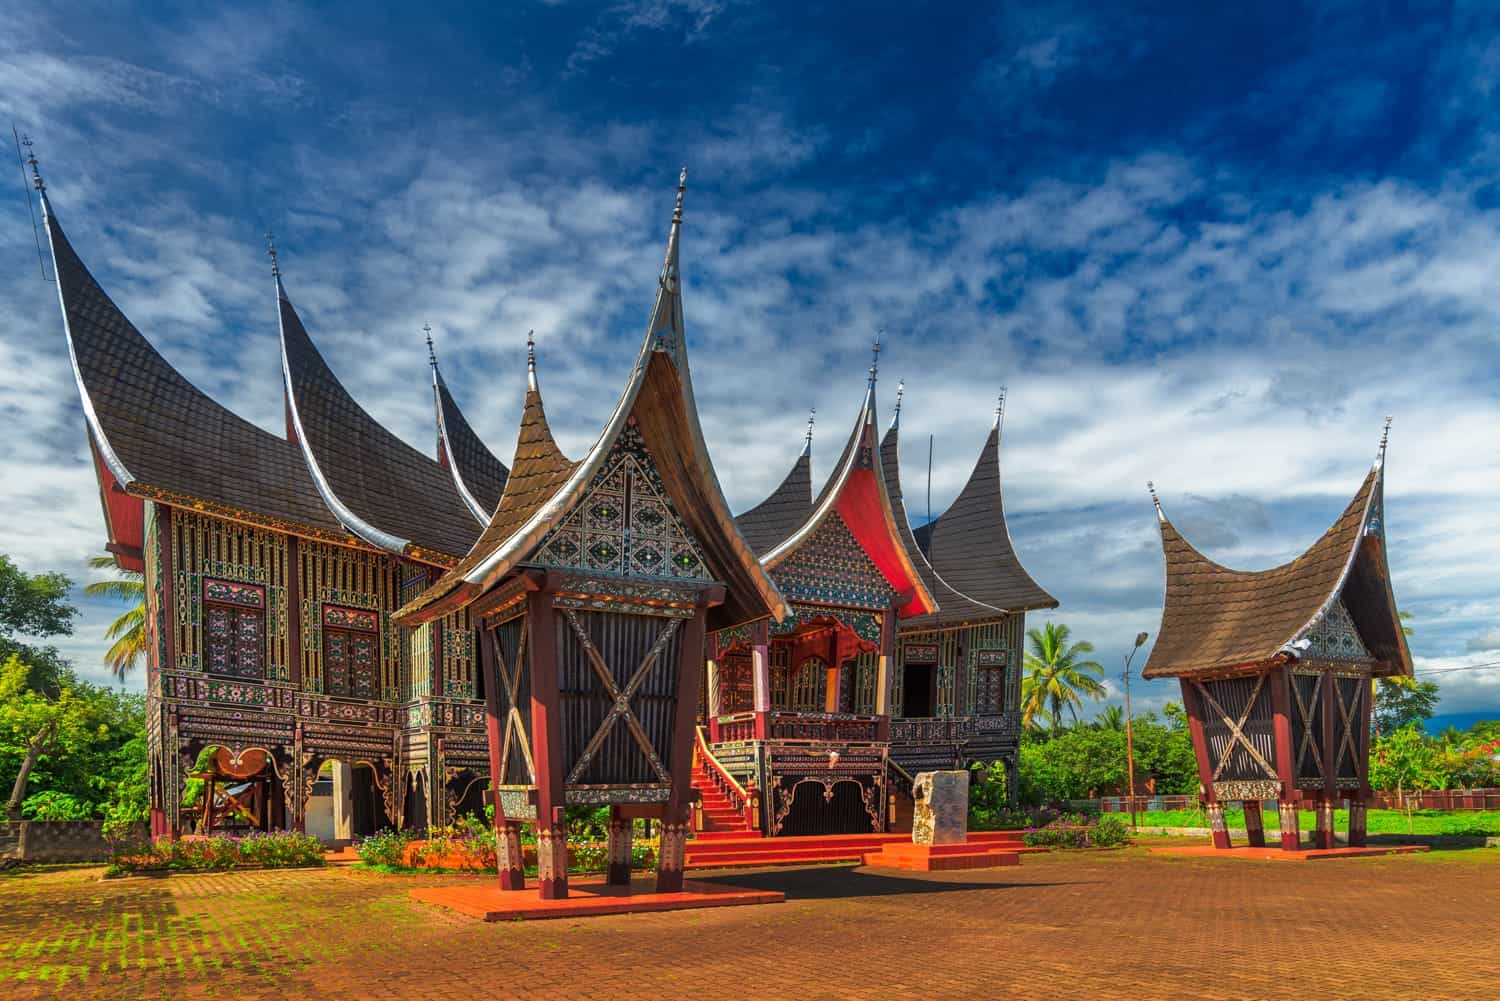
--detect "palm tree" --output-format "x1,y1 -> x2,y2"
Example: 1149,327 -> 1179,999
83,554 -> 146,680
1096,705 -> 1125,731
1021,622 -> 1107,736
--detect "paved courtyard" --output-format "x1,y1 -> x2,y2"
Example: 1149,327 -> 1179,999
3,844 -> 1497,1000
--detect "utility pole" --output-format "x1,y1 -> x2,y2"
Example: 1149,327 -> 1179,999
1123,631 -> 1149,830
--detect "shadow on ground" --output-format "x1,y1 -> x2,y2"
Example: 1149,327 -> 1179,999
693,863 -> 1088,900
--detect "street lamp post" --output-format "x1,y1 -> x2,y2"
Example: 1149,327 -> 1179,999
1123,631 -> 1149,831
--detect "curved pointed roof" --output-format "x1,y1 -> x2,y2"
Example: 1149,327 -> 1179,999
395,171 -> 786,631
278,283 -> 482,562
879,421 -> 1010,629
914,419 -> 1056,613
41,187 -> 347,548
736,451 -> 812,556
431,351 -> 509,521
762,376 -> 937,619
1142,456 -> 1411,680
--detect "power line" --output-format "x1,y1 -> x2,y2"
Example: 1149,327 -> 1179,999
1413,659 -> 1500,677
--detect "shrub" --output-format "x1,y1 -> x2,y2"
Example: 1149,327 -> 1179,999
1021,812 -> 1130,849
354,828 -> 417,868
105,830 -> 326,876
1091,813 -> 1130,847
21,791 -> 94,821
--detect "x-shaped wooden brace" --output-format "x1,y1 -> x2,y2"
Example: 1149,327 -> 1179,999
1332,677 -> 1363,781
494,621 -> 536,784
563,609 -> 678,784
1195,676 -> 1277,781
1291,672 -> 1324,776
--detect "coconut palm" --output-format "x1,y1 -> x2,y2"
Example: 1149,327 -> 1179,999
1095,705 -> 1125,731
83,554 -> 146,680
1021,622 -> 1106,736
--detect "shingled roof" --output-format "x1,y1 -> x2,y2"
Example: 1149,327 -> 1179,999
278,283 -> 482,562
880,418 -> 1010,629
1142,457 -> 1412,680
432,351 -> 508,520
42,186 -> 350,553
395,171 -> 785,631
914,417 -> 1056,614
736,450 -> 812,556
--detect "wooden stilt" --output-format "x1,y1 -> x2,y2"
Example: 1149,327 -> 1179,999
1348,799 -> 1368,848
1182,680 -> 1230,849
527,586 -> 568,900
1269,667 -> 1300,851
1277,800 -> 1301,850
658,592 -> 714,894
1315,797 -> 1336,850
1242,799 -> 1266,847
496,818 -> 525,891
606,806 -> 632,886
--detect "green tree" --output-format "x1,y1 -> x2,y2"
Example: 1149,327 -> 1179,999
0,554 -> 77,694
1,654 -> 100,820
83,554 -> 147,680
1369,724 -> 1446,834
1374,679 -> 1440,735
1020,623 -> 1106,736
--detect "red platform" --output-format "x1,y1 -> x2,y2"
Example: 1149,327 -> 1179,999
409,876 -> 783,922
862,839 -> 1023,871
685,830 -> 1029,870
1149,844 -> 1429,862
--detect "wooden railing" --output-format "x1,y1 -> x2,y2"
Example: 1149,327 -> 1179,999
889,712 -> 1021,745
694,726 -> 759,831
714,712 -> 756,744
769,712 -> 881,743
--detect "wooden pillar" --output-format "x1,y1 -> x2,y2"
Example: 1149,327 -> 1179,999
658,591 -> 716,893
1318,667 -> 1338,850
606,805 -> 633,886
1182,679 -> 1230,849
824,627 -> 841,713
705,630 -> 721,743
526,587 -> 568,899
876,604 -> 896,741
158,506 -> 177,675
1269,666 -> 1300,850
481,626 -> 522,891
1348,801 -> 1368,848
1242,800 -> 1266,847
1350,671 -> 1374,848
751,618 -> 771,740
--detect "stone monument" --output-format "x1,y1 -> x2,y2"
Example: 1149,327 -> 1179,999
911,770 -> 969,845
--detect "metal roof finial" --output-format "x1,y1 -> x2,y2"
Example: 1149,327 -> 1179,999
994,386 -> 1007,431
802,408 -> 816,456
526,329 -> 538,391
266,230 -> 280,279
424,323 -> 436,368
1147,480 -> 1165,520
21,134 -> 44,193
1379,415 -> 1393,462
868,330 -> 882,386
673,166 -> 687,225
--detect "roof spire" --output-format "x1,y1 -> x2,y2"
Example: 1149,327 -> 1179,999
526,329 -> 538,391
424,323 -> 436,369
867,330 -> 882,387
673,165 -> 686,225
266,230 -> 282,286
802,408 -> 816,457
1378,415 -> 1392,467
21,134 -> 44,195
1148,480 -> 1165,521
993,387 -> 1007,432
890,379 -> 904,431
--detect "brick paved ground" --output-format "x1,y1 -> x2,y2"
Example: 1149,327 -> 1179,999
2,844 -> 1497,1000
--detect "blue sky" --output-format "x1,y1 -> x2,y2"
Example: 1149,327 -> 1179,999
2,1 -> 1498,718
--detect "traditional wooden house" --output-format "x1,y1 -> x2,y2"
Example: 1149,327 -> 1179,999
1142,433 -> 1411,850
36,141 -> 1058,867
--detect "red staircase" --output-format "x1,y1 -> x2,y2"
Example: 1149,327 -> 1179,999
691,749 -> 759,840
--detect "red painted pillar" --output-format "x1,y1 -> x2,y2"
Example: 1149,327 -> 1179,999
606,805 -> 633,886
876,603 -> 896,742
1242,800 -> 1266,847
1269,666 -> 1300,850
658,592 -> 716,893
526,586 -> 568,899
480,628 -> 524,890
751,618 -> 771,741
1318,668 -> 1338,850
1182,679 -> 1230,849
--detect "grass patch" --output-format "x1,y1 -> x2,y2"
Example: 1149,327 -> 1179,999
1129,808 -> 1500,836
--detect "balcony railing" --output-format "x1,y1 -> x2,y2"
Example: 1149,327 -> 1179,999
768,712 -> 881,743
714,712 -> 756,743
889,712 -> 1021,745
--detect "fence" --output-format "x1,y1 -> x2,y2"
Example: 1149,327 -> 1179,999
1087,788 -> 1500,814
0,821 -> 147,863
